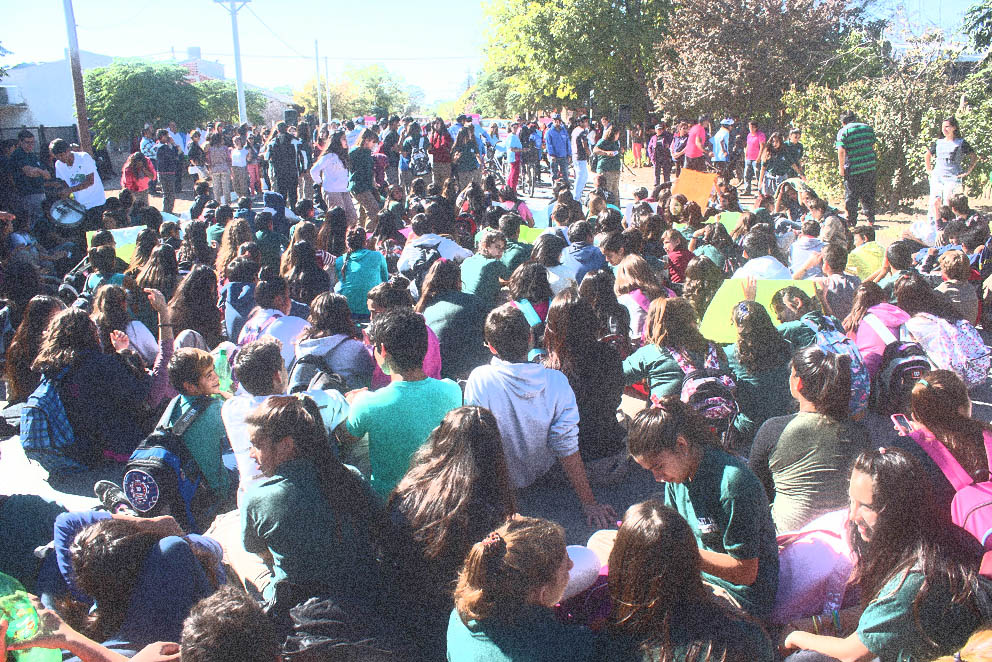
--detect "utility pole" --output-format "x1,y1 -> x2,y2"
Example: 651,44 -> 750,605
215,1 -> 249,125
62,0 -> 92,153
314,40 -> 323,125
325,57 -> 332,122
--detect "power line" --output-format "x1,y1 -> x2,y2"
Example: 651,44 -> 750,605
243,5 -> 307,58
199,51 -> 479,62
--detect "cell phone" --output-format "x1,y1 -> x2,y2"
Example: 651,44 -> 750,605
891,413 -> 912,435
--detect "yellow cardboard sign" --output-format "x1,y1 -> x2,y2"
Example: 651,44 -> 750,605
698,278 -> 816,344
671,168 -> 718,209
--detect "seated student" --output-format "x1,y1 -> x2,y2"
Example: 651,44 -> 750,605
842,281 -> 911,379
461,228 -> 511,311
498,185 -> 535,227
366,276 -> 443,389
447,517 -> 602,662
415,259 -> 489,380
499,212 -> 533,274
294,292 -> 375,391
237,270 -> 311,369
662,229 -> 693,284
935,248 -> 979,323
334,227 -> 388,320
387,406 -> 517,657
732,229 -> 793,280
614,254 -> 667,343
189,180 -> 212,220
789,219 -> 825,278
397,213 -> 473,274
344,307 -> 462,497
531,233 -> 577,296
725,300 -> 796,447
242,395 -> 385,606
623,297 -> 731,400
578,268 -> 631,340
689,221 -> 738,272
627,399 -> 779,619
804,243 -> 861,321
770,285 -> 839,349
870,239 -> 916,299
782,447 -> 984,662
83,245 -> 127,295
91,284 -> 159,368
463,304 -> 615,528
223,337 -> 349,500
507,262 -> 555,351
950,192 -> 991,249
603,501 -> 774,662
682,255 -> 725,320
181,586 -> 278,662
217,257 -> 259,343
749,346 -> 868,533
562,220 -> 606,285
253,211 -> 288,274
56,513 -> 224,649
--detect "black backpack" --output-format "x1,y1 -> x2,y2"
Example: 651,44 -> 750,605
122,395 -> 216,533
400,242 -> 442,296
409,137 -> 431,177
861,313 -> 934,415
287,352 -> 349,395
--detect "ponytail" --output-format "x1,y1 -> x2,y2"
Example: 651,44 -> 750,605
791,346 -> 851,421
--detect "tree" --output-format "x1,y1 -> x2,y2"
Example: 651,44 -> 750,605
348,65 -> 408,118
965,0 -> 992,51
479,0 -> 670,120
84,61 -> 205,148
194,79 -> 266,125
0,42 -> 10,79
653,0 -> 866,121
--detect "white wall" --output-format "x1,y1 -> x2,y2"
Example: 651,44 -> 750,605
0,51 -> 112,129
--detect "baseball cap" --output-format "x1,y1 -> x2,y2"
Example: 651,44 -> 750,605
552,113 -> 562,120
720,118 -> 734,126
654,123 -> 664,129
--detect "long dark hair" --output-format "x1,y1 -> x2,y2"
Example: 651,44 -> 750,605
320,129 -> 350,169
284,240 -> 329,305
843,281 -> 887,334
894,272 -> 964,322
848,447 -> 981,644
791,345 -> 852,421
299,292 -> 360,341
911,370 -> 991,481
214,218 -> 253,276
169,264 -> 224,349
645,297 -> 709,355
389,406 -> 516,562
136,244 -> 180,301
507,262 -> 553,304
91,284 -> 130,354
731,300 -> 792,374
628,397 -> 716,458
682,256 -> 724,319
530,233 -> 567,267
339,228 -> 367,283
177,220 -> 214,269
5,295 -> 65,402
125,228 -> 160,277
32,307 -> 101,375
543,288 -> 600,380
414,259 -> 461,313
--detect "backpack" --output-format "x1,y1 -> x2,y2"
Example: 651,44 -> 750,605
238,311 -> 283,347
20,367 -> 85,475
399,241 -> 442,297
902,313 -> 990,389
665,343 -> 740,443
514,298 -> 550,361
802,314 -> 870,418
409,137 -> 431,177
122,395 -> 215,533
862,314 -> 933,416
914,428 -> 992,550
287,351 -> 349,395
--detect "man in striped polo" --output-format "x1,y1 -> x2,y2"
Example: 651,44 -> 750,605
835,110 -> 877,225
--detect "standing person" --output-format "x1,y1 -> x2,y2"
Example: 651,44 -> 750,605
711,119 -> 733,183
451,125 -> 483,191
684,115 -> 711,172
268,122 -> 300,207
593,125 -> 622,206
505,122 -> 524,191
630,122 -> 645,167
787,127 -> 806,178
743,121 -> 766,195
295,122 -> 314,205
120,152 -> 156,207
401,122 -> 431,196
670,121 -> 689,178
545,114 -> 571,186
9,130 -> 51,228
139,125 -> 159,194
571,115 -> 591,202
155,129 -> 180,213
429,117 -> 455,187
836,110 -> 878,225
647,122 -> 673,186
379,115 -> 402,187
348,129 -> 382,230
758,132 -> 801,198
205,133 -> 233,204
310,130 -> 358,228
49,139 -> 105,229
925,116 -> 978,222
229,135 -> 250,200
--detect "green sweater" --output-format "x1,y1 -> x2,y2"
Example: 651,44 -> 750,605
622,343 -> 728,399
348,147 -> 375,194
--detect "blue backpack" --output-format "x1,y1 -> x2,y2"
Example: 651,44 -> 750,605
20,367 -> 85,475
802,314 -> 870,418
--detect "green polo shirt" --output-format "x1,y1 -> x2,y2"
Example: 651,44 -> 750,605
594,139 -> 621,173
664,446 -> 779,617
500,240 -> 533,274
346,377 -> 462,497
835,122 -> 877,175
170,395 -> 230,494
460,254 -> 510,310
446,606 -> 601,662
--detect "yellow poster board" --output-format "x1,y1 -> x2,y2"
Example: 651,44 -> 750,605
671,169 -> 718,208
85,226 -> 144,263
518,225 -> 547,244
699,278 -> 816,344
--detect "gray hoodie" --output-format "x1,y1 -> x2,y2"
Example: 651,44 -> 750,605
294,333 -> 375,391
464,357 -> 579,488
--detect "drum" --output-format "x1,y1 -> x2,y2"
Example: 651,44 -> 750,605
48,198 -> 87,230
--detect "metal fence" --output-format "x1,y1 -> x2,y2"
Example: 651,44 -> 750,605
0,125 -> 80,152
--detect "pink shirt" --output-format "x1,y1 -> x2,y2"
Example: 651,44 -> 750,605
745,131 -> 767,161
370,321 -> 442,389
685,124 -> 707,159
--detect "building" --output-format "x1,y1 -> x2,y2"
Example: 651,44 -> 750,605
177,47 -> 225,83
0,50 -> 112,130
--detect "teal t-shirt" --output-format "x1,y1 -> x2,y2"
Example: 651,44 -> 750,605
776,313 -> 843,350
857,569 -> 981,662
171,395 -> 230,494
693,243 -> 727,271
334,249 -> 388,316
346,377 -> 462,496
255,229 -> 288,273
724,343 -> 795,442
206,222 -> 226,247
664,446 -> 779,617
595,139 -> 621,172
241,458 -> 380,602
500,240 -> 533,274
446,606 -> 601,662
460,254 -> 510,310
622,343 -> 728,400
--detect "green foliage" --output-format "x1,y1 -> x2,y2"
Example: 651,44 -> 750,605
84,61 -> 204,149
194,79 -> 266,125
956,62 -> 992,195
0,42 -> 10,79
293,66 -> 410,120
965,0 -> 992,51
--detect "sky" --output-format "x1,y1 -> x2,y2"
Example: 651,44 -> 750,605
0,0 -> 487,104
0,0 -> 981,106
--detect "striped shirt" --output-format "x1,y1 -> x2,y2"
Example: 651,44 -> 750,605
835,122 -> 876,175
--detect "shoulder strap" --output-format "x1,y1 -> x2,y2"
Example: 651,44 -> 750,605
912,428 -> 975,491
515,299 -> 543,328
704,343 -> 721,370
156,395 -> 209,437
628,288 -> 651,313
665,345 -> 694,376
983,430 -> 992,477
863,313 -> 897,346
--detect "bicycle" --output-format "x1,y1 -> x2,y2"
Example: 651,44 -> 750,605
485,152 -> 506,188
520,147 -> 540,197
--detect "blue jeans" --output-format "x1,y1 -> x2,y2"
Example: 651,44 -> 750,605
550,156 -> 569,185
572,159 -> 588,201
744,159 -> 759,190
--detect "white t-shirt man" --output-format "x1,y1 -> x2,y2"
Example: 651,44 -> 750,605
54,152 -> 105,209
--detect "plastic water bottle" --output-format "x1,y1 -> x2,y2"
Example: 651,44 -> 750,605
215,348 -> 233,393
0,573 -> 61,662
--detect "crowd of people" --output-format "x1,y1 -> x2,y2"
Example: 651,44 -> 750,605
1,104 -> 992,662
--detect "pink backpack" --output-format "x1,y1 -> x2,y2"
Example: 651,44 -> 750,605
913,428 -> 992,549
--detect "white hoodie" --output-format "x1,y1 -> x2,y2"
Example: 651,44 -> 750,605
464,357 -> 579,489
